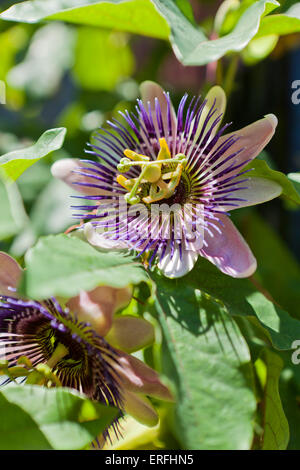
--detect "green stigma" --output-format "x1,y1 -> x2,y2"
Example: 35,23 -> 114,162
116,138 -> 187,205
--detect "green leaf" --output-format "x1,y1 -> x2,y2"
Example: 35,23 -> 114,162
214,0 -> 241,35
73,27 -> 134,91
0,0 -> 170,39
0,128 -> 66,182
20,234 -> 148,299
256,3 -> 300,38
0,385 -> 117,450
180,257 -> 300,350
0,177 -> 28,241
152,273 -> 256,450
257,14 -> 300,36
257,349 -> 289,450
0,0 -> 280,65
241,3 -> 300,63
288,172 -> 300,197
151,0 -> 279,65
245,159 -> 300,205
218,0 -> 277,36
279,366 -> 300,450
234,211 -> 300,319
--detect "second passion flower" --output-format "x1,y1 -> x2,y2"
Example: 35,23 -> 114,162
52,82 -> 282,279
0,252 -> 173,440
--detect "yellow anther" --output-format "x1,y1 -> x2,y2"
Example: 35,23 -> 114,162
124,149 -> 150,162
117,175 -> 130,189
157,138 -> 171,161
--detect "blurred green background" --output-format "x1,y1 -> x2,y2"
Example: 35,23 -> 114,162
0,0 -> 299,260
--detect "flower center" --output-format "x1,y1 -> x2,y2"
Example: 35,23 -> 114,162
116,137 -> 187,205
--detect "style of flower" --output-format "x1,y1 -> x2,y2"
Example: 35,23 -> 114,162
51,81 -> 282,279
0,252 -> 173,436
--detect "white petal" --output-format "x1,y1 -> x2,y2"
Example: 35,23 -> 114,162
84,223 -> 127,250
226,177 -> 282,210
215,114 -> 278,172
200,214 -> 257,278
158,244 -> 198,278
51,158 -> 111,196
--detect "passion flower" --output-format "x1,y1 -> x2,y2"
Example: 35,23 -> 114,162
0,252 -> 172,439
52,82 -> 281,278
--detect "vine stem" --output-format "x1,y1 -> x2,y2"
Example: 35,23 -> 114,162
223,54 -> 239,98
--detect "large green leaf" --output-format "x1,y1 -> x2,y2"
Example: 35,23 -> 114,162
180,257 -> 300,350
0,0 -> 170,39
256,349 -> 289,450
20,234 -> 148,299
245,160 -> 300,205
0,128 -> 66,181
236,1 -> 300,65
0,0 -> 280,65
152,0 -> 279,65
242,2 -> 300,64
0,385 -> 117,450
152,273 -> 256,450
0,177 -> 28,240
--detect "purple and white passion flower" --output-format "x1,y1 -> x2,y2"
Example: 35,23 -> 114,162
52,82 -> 282,279
0,252 -> 172,438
